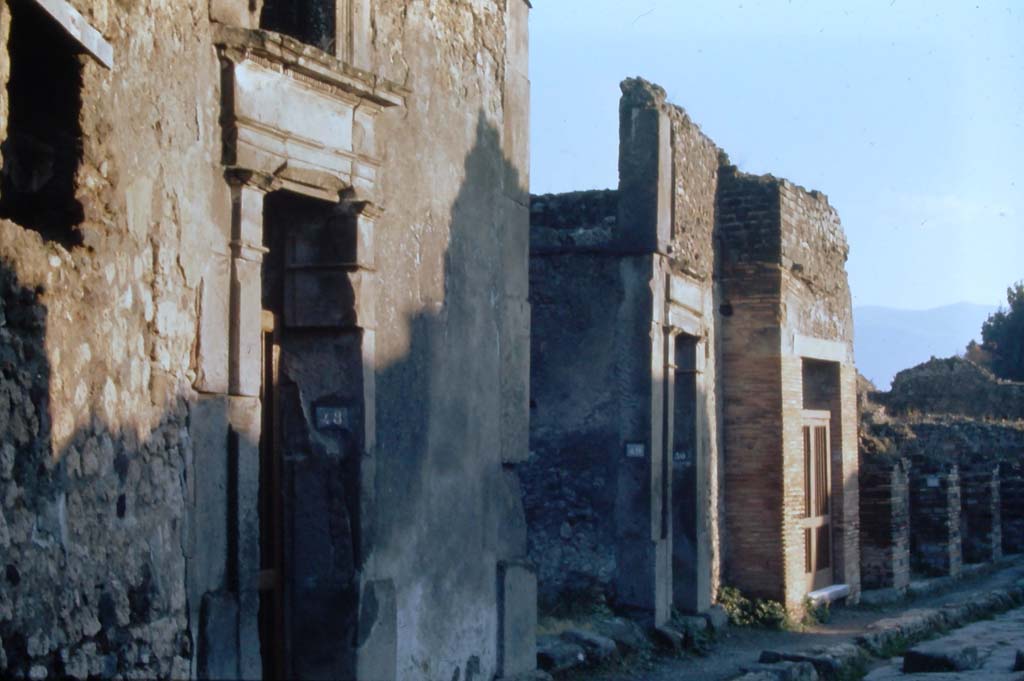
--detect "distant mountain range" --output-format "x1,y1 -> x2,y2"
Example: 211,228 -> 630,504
853,302 -> 998,389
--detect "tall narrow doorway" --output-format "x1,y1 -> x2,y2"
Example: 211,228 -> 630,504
671,333 -> 703,612
800,412 -> 832,592
259,190 -> 364,679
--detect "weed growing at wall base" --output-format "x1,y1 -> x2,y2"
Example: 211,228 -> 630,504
717,586 -> 788,629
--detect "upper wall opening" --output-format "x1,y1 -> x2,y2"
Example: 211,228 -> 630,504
260,0 -> 337,54
0,0 -> 85,246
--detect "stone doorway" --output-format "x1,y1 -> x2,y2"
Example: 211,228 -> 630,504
670,332 -> 706,612
259,190 -> 365,680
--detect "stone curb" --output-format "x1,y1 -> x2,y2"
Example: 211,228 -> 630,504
731,581 -> 1024,681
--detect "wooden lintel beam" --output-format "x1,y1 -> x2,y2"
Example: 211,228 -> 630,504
31,0 -> 114,69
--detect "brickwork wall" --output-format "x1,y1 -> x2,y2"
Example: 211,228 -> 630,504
718,164 -> 788,599
777,183 -> 859,606
1001,461 -> 1024,554
859,458 -> 911,591
909,465 -> 962,577
720,264 -> 786,601
719,164 -> 859,609
961,464 -> 1002,563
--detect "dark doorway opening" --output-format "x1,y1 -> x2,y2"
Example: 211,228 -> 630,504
259,190 -> 363,680
260,0 -> 337,54
671,333 -> 701,612
0,0 -> 84,245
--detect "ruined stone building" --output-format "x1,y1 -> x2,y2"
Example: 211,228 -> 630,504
858,359 -> 1024,595
0,0 -> 536,679
524,78 -> 860,624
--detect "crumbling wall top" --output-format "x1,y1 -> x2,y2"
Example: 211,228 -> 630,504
530,190 -> 618,253
620,76 -> 667,109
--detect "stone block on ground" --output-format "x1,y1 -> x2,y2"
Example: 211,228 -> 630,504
759,644 -> 865,681
652,624 -> 686,652
592,616 -> 650,653
905,639 -> 974,671
675,614 -> 709,634
740,661 -> 819,681
560,629 -> 617,662
500,672 -> 554,681
536,635 -> 585,673
704,604 -> 730,631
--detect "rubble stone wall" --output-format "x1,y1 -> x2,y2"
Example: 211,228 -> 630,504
882,356 -> 1024,420
0,0 -> 229,677
522,251 -> 624,609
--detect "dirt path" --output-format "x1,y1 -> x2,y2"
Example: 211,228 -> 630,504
567,558 -> 1024,681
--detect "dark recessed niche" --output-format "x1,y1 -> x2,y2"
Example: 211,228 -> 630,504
719,303 -> 734,317
260,0 -> 337,54
0,0 -> 85,246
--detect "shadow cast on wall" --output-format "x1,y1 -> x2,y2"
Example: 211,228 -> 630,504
0,110 -> 529,681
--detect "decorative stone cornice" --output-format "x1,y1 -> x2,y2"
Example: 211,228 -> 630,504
213,24 -> 407,109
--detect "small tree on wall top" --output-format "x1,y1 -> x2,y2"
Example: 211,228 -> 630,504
975,281 -> 1024,381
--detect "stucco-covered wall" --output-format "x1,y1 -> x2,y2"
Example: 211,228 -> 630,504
0,1 -> 534,679
363,2 -> 533,679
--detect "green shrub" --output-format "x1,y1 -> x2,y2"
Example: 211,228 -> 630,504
717,586 -> 788,629
802,596 -> 831,626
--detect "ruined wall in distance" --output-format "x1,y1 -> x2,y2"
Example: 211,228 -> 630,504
883,356 -> 1024,420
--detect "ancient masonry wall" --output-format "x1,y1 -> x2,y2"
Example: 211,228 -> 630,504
523,208 -> 624,608
366,2 -> 534,679
0,0 -> 228,677
884,357 -> 1024,421
0,1 -> 535,680
524,79 -> 724,623
961,464 -> 1002,564
664,95 -> 724,614
1001,461 -> 1024,555
777,183 -> 860,608
719,165 -> 860,610
859,458 -> 910,592
909,464 -> 962,577
718,170 -> 787,602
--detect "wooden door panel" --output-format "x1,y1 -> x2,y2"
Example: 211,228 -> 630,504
800,416 -> 833,592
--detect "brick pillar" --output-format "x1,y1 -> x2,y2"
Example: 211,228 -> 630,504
909,464 -> 961,577
1000,462 -> 1024,555
961,463 -> 1002,564
859,457 -> 910,591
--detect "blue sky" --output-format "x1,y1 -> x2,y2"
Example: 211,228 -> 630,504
529,1 -> 1023,310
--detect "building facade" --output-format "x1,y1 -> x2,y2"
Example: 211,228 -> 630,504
0,1 -> 535,679
525,78 -> 860,623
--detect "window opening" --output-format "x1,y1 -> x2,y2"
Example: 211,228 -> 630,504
0,0 -> 84,245
259,0 -> 337,54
